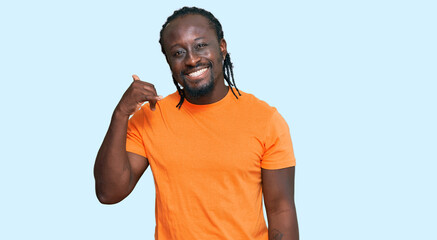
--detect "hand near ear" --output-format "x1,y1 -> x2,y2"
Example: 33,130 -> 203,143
116,75 -> 163,116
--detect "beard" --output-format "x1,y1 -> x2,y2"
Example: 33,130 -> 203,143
181,63 -> 215,99
182,73 -> 214,99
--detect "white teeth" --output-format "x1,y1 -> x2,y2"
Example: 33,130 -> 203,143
188,68 -> 207,77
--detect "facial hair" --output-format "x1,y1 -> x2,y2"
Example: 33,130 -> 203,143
181,62 -> 215,99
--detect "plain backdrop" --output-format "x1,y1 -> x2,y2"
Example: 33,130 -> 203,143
1,0 -> 436,239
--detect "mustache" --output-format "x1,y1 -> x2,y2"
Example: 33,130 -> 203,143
180,61 -> 213,76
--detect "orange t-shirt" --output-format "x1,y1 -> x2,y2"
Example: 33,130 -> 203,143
126,88 -> 296,240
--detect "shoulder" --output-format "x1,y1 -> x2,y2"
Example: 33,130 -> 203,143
138,91 -> 179,113
230,90 -> 282,131
237,90 -> 278,117
156,91 -> 180,108
130,91 -> 180,124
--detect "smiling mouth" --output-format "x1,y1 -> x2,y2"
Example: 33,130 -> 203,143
185,66 -> 209,80
188,68 -> 208,77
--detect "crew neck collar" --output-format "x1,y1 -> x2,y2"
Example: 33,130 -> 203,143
182,87 -> 232,110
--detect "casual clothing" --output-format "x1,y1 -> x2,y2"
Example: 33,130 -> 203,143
126,88 -> 296,240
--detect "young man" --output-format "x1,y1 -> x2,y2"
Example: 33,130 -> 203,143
94,7 -> 299,240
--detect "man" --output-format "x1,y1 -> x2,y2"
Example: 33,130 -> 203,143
94,6 -> 298,240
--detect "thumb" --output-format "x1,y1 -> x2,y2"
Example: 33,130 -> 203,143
132,74 -> 140,81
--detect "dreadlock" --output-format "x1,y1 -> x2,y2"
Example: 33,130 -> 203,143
159,6 -> 241,109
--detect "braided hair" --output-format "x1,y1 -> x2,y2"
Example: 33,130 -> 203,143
159,6 -> 241,108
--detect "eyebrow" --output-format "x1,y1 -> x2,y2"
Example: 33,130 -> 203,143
169,37 -> 207,49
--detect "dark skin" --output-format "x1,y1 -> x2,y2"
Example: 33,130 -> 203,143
94,14 -> 298,239
162,14 -> 228,104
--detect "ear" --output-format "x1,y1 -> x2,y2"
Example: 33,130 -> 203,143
220,38 -> 227,59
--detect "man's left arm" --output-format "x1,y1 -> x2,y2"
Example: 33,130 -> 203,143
262,166 -> 299,240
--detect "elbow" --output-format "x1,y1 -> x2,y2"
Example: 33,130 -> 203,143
96,191 -> 123,205
265,198 -> 296,216
95,183 -> 125,204
94,174 -> 130,204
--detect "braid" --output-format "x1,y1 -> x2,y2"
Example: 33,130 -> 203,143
173,77 -> 185,108
159,6 -> 241,109
223,53 -> 241,99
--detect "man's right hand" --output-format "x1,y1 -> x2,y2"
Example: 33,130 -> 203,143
94,74 -> 154,204
115,74 -> 163,116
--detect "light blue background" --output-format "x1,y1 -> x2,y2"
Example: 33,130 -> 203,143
1,0 -> 436,239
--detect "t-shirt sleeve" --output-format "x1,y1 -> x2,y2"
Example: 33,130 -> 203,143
126,108 -> 148,158
261,110 -> 296,169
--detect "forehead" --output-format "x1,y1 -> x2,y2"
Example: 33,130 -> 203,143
162,14 -> 216,47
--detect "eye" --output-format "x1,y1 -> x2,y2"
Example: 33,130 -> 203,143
196,43 -> 208,49
173,50 -> 185,57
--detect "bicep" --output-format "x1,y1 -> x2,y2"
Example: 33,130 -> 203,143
262,166 -> 295,214
127,152 -> 149,190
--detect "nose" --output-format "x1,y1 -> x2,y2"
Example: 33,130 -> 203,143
184,50 -> 200,67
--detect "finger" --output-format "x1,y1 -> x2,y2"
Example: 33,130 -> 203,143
140,85 -> 161,101
149,100 -> 157,111
147,96 -> 163,111
132,74 -> 140,81
139,94 -> 162,102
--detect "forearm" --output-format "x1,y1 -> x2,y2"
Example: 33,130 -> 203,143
267,206 -> 299,240
94,109 -> 132,204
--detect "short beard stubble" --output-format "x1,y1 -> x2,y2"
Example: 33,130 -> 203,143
181,61 -> 215,99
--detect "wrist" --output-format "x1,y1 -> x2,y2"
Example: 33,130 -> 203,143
113,106 -> 131,120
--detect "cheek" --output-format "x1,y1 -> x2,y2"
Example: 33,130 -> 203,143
169,64 -> 184,84
172,70 -> 182,84
214,52 -> 224,69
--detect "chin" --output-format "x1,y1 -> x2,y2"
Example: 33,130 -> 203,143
183,75 -> 215,99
